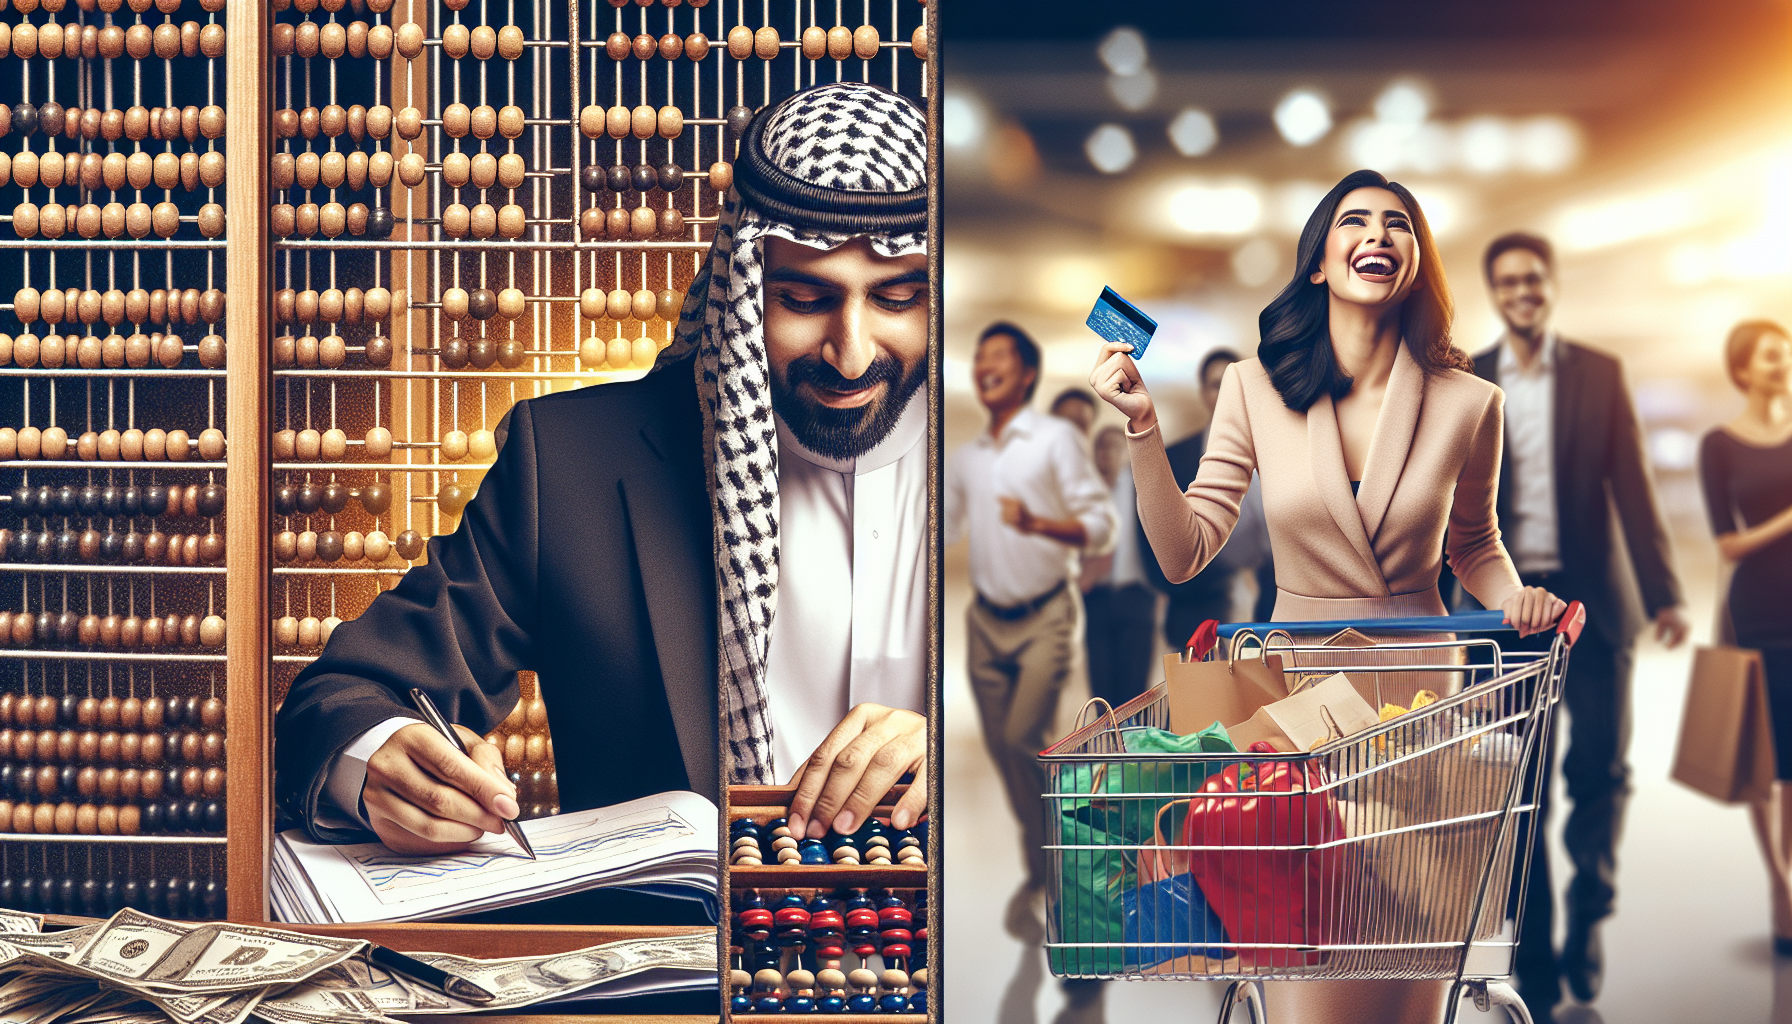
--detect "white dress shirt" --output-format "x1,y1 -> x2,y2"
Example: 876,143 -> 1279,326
762,392 -> 929,783
1104,465 -> 1146,588
323,393 -> 932,821
945,406 -> 1117,605
1497,332 -> 1562,575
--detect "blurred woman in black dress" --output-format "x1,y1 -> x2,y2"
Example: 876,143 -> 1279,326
1700,319 -> 1792,951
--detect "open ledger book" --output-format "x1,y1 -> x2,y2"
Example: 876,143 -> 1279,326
271,790 -> 718,924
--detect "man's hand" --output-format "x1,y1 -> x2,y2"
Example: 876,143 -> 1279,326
998,496 -> 1034,534
786,704 -> 926,840
362,722 -> 520,855
1653,606 -> 1690,649
998,496 -> 1090,548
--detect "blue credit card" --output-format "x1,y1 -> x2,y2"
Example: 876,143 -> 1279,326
1085,286 -> 1157,359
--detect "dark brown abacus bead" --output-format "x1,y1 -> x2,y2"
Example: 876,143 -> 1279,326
97,767 -> 118,800
182,766 -> 202,796
181,731 -> 201,763
98,732 -> 120,763
140,767 -> 164,798
75,731 -> 97,762
98,697 -> 119,728
142,698 -> 165,731
120,732 -> 140,763
56,730 -> 76,762
203,766 -> 224,797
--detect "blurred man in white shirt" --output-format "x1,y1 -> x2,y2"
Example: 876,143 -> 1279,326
946,321 -> 1116,902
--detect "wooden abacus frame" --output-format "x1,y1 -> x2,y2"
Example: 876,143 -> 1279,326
725,783 -> 928,1023
203,1 -> 938,1017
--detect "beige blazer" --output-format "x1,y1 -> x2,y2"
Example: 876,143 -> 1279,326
1131,343 -> 1523,622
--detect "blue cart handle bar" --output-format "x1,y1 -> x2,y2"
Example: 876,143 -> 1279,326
1190,601 -> 1587,659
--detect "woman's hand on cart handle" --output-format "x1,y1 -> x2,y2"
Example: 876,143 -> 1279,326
1500,585 -> 1567,638
1090,341 -> 1157,434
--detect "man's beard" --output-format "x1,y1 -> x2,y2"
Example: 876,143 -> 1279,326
771,352 -> 926,461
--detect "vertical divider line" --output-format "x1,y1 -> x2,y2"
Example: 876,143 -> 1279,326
923,0 -> 941,1015
224,0 -> 273,924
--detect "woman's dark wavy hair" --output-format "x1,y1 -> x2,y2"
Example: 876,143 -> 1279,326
1259,169 -> 1472,412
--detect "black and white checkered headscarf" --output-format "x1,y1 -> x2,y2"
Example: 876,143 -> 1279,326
662,83 -> 927,785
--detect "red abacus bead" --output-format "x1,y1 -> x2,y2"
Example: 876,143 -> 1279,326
915,926 -> 928,942
853,943 -> 878,957
878,907 -> 912,924
774,907 -> 810,927
808,910 -> 843,930
881,943 -> 912,959
814,945 -> 845,959
878,928 -> 914,945
845,909 -> 879,928
735,909 -> 773,928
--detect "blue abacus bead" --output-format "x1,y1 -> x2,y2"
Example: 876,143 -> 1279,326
848,994 -> 878,1013
731,994 -> 753,1014
788,996 -> 817,1013
800,846 -> 830,865
880,994 -> 908,1012
845,890 -> 874,911
820,995 -> 848,1013
908,992 -> 927,1013
754,996 -> 783,1012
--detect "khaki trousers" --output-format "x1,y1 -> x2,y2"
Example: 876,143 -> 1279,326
967,584 -> 1081,889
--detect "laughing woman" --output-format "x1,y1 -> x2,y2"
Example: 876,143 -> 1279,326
1090,168 -> 1564,1024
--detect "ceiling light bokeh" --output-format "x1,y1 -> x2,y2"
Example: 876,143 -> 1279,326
1164,183 -> 1263,236
1085,123 -> 1137,174
1274,89 -> 1333,147
943,92 -> 985,151
1168,108 -> 1219,157
1096,26 -> 1148,76
1107,68 -> 1158,112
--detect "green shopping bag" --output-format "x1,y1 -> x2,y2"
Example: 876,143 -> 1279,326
1050,722 -> 1236,975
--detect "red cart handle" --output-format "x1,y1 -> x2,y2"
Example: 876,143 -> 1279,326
1557,600 -> 1586,648
1185,620 -> 1219,660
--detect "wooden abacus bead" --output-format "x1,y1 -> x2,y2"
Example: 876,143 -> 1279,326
297,616 -> 321,647
685,31 -> 709,60
364,530 -> 391,561
658,106 -> 683,139
396,529 -> 424,560
496,105 -> 525,139
164,429 -> 191,461
296,428 -> 322,461
198,428 -> 225,460
440,22 -> 469,58
203,766 -> 224,797
394,21 -> 423,59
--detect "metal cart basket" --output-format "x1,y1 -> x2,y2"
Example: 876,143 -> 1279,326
1039,605 -> 1586,1024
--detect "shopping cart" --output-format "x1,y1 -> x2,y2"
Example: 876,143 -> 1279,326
1039,604 -> 1585,1024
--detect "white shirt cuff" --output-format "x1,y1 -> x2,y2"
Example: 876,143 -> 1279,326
322,716 -> 420,829
1124,422 -> 1159,440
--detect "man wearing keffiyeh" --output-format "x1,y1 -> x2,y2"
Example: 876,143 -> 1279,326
274,82 -> 930,866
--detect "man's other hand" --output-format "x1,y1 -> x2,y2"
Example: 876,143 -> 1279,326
1653,606 -> 1690,649
786,703 -> 926,840
362,722 -> 520,854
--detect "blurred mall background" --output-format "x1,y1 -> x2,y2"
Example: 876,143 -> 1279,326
940,2 -> 1792,1021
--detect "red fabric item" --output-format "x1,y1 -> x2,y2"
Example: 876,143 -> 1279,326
1183,741 -> 1350,968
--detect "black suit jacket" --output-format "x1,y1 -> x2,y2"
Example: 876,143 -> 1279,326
1472,339 -> 1682,644
275,361 -> 720,844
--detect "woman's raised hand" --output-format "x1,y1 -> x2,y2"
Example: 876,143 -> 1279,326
1500,585 -> 1568,639
1089,341 -> 1157,433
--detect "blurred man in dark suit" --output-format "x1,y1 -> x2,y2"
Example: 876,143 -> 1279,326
1474,231 -> 1689,1016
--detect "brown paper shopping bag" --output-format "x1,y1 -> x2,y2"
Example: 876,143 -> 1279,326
1672,646 -> 1776,804
1227,672 -> 1382,753
1165,653 -> 1289,736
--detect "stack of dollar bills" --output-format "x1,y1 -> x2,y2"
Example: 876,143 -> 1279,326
0,906 -> 716,1024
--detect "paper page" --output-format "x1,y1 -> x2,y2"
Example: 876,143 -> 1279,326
274,791 -> 717,923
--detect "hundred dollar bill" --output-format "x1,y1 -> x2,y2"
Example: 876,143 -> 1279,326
399,932 -> 715,1011
250,985 -> 405,1024
76,910 -> 365,994
9,921 -> 107,959
0,908 -> 42,935
260,932 -> 715,1018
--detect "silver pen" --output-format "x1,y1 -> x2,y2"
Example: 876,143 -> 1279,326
407,687 -> 537,860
